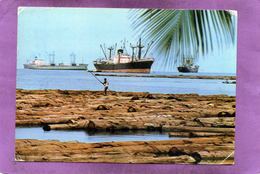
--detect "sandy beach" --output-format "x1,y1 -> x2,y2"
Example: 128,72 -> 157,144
15,89 -> 235,164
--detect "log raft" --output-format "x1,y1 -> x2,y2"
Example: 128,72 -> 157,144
15,136 -> 234,164
94,73 -> 236,80
16,89 -> 235,130
15,89 -> 236,164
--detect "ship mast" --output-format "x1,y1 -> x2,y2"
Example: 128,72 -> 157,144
70,52 -> 76,63
137,38 -> 144,60
100,45 -> 107,60
142,41 -> 153,59
114,43 -> 117,56
107,47 -> 114,60
122,37 -> 128,55
130,43 -> 136,62
49,52 -> 55,65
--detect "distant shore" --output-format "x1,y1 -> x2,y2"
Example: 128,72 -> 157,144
15,89 -> 235,164
94,73 -> 237,80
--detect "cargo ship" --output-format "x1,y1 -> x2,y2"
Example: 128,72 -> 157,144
23,53 -> 88,70
93,38 -> 155,73
177,56 -> 199,73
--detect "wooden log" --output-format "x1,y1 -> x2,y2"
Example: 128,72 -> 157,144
198,117 -> 235,124
16,119 -> 42,126
168,132 -> 235,138
43,124 -> 70,131
68,119 -> 90,129
42,120 -> 90,131
129,155 -> 197,164
186,117 -> 235,128
168,132 -> 190,137
41,117 -> 76,124
87,119 -> 163,131
193,132 -> 235,137
162,125 -> 235,133
87,119 -> 131,131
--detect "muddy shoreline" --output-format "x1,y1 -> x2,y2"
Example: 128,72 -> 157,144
15,89 -> 235,164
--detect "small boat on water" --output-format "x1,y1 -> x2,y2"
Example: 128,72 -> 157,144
222,79 -> 236,84
24,53 -> 88,70
177,56 -> 199,73
93,38 -> 155,73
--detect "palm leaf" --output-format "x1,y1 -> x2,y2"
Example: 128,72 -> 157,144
129,9 -> 235,70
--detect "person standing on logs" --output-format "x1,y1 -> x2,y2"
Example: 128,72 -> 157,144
102,78 -> 109,95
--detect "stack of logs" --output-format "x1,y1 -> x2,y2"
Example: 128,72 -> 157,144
15,89 -> 235,164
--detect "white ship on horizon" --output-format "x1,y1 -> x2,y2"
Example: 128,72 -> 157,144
23,53 -> 88,70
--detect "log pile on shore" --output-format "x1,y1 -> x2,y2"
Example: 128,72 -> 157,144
15,89 -> 235,164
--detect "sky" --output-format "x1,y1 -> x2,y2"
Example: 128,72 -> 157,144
17,7 -> 237,73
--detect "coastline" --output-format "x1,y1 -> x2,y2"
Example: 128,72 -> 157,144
15,89 -> 235,164
94,73 -> 237,80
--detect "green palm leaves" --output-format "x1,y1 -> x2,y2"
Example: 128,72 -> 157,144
129,9 -> 235,69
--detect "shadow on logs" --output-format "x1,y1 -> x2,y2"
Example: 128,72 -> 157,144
96,105 -> 108,110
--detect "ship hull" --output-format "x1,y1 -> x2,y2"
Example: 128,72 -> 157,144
23,64 -> 88,70
94,60 -> 154,73
177,66 -> 199,73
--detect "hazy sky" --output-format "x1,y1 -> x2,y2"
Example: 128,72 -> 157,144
17,7 -> 237,73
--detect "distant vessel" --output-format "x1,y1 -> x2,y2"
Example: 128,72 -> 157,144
24,53 -> 88,70
93,38 -> 155,73
177,56 -> 199,73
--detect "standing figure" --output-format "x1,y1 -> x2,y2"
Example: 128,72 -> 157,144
103,78 -> 109,95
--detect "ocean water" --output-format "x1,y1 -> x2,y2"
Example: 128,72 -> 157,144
15,127 -> 183,143
16,69 -> 236,96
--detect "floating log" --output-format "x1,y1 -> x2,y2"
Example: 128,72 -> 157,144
162,125 -> 235,133
188,117 -> 236,128
168,132 -> 235,138
87,119 -> 131,131
42,120 -> 90,131
43,124 -> 70,131
168,132 -> 191,137
41,117 -> 77,124
16,119 -> 42,126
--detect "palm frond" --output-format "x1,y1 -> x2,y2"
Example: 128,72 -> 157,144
128,9 -> 235,70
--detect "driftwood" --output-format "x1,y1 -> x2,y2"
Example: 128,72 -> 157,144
162,125 -> 235,133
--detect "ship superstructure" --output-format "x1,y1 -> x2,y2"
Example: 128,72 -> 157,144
177,56 -> 199,73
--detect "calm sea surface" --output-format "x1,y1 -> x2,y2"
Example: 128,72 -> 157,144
16,69 -> 236,96
16,69 -> 236,143
15,127 -> 183,143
